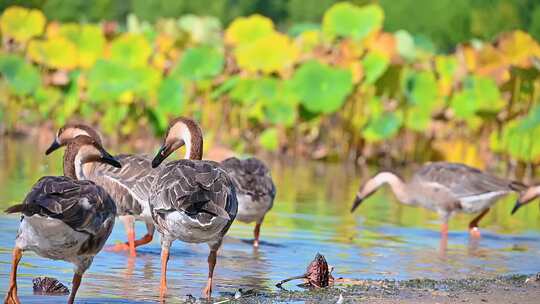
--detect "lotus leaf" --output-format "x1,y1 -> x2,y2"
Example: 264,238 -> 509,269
363,112 -> 402,142
172,46 -> 224,80
450,75 -> 502,120
224,14 -> 274,46
102,104 -> 129,134
157,76 -> 184,115
0,6 -> 45,42
362,52 -> 389,84
228,77 -> 279,105
234,32 -> 299,74
395,30 -> 416,61
0,55 -> 40,96
259,127 -> 279,151
57,24 -> 105,68
110,33 -> 152,68
87,60 -> 161,102
27,36 -> 77,69
178,15 -> 222,45
291,61 -> 353,114
322,2 -> 384,40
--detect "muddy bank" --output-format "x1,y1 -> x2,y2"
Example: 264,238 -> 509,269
217,274 -> 540,304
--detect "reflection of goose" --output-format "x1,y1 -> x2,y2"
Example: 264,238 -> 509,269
221,157 -> 275,247
5,136 -> 120,304
351,162 -> 525,237
150,117 -> 238,299
46,124 -> 160,257
512,185 -> 540,214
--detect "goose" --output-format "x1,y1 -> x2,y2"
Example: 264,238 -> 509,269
351,162 -> 526,237
46,123 -> 160,257
220,157 -> 275,247
512,184 -> 540,214
150,117 -> 238,299
4,135 -> 120,304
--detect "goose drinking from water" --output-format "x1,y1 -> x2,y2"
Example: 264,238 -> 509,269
221,157 -> 275,247
351,162 -> 526,237
150,117 -> 238,299
512,184 -> 540,214
46,123 -> 160,257
4,136 -> 120,304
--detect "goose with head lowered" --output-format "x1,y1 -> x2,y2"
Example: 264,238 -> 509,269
4,136 -> 120,304
46,123 -> 160,257
511,184 -> 540,215
150,117 -> 238,299
351,162 -> 526,237
220,157 -> 275,247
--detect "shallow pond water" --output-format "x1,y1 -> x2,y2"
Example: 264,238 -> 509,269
0,137 -> 539,303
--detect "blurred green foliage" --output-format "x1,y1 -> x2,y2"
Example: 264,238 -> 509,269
0,2 -> 540,167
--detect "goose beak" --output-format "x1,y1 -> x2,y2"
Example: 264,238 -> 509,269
511,200 -> 522,215
152,144 -> 170,168
100,149 -> 122,168
351,196 -> 363,213
45,139 -> 61,155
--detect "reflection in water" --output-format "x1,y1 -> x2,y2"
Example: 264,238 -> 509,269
0,137 -> 540,302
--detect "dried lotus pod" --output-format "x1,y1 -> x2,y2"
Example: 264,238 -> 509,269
32,276 -> 70,295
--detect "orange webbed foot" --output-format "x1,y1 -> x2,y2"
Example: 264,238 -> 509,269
469,227 -> 481,238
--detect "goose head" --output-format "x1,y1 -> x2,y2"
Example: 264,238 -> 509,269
152,117 -> 203,168
512,186 -> 540,215
46,123 -> 102,155
351,172 -> 405,212
64,135 -> 121,179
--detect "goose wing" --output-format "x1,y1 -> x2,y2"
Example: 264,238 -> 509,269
413,162 -> 525,199
17,176 -> 116,236
89,154 -> 159,215
221,157 -> 276,202
151,160 -> 238,224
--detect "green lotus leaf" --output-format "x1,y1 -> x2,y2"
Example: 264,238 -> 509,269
395,30 -> 416,61
102,104 -> 129,135
362,52 -> 389,84
225,14 -> 274,46
259,127 -> 279,151
450,76 -> 503,120
362,112 -> 403,142
234,32 -> 299,74
291,61 -> 353,114
157,76 -> 184,115
0,55 -> 40,96
322,2 -> 384,40
211,76 -> 240,100
262,80 -> 298,126
0,6 -> 46,42
178,15 -> 222,45
405,71 -> 438,106
435,55 -> 458,81
27,36 -> 78,69
58,24 -> 105,68
229,77 -> 279,105
34,86 -> 62,117
110,33 -> 152,68
87,60 -> 161,102
172,46 -> 224,81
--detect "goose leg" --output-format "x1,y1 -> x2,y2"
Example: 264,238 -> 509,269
203,249 -> 218,299
253,218 -> 263,247
159,241 -> 171,300
4,247 -> 22,304
440,222 -> 449,236
469,208 -> 490,238
133,221 -> 155,247
108,216 -> 136,256
67,273 -> 82,304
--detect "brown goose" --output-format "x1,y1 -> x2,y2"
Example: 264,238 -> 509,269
221,157 -> 275,247
150,117 -> 238,299
46,123 -> 160,257
512,185 -> 540,214
351,162 -> 526,237
4,136 -> 120,304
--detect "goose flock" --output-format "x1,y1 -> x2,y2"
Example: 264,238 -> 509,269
3,116 -> 539,303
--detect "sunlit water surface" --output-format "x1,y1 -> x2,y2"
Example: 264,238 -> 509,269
0,137 -> 539,303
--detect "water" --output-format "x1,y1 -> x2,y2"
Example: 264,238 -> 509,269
1,137 -> 539,303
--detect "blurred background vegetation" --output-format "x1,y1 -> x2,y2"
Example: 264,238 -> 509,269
1,0 -> 540,178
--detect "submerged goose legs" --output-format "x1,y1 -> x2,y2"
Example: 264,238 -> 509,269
108,216 -> 136,256
468,208 -> 490,238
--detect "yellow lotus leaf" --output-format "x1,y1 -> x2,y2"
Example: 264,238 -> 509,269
225,14 -> 274,46
54,23 -> 105,69
110,33 -> 152,68
155,34 -> 175,54
0,6 -> 45,42
433,139 -> 485,169
27,36 -> 77,70
234,32 -> 299,74
498,30 -> 540,68
295,30 -> 321,53
460,45 -> 477,72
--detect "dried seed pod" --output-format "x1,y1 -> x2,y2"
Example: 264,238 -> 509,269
32,277 -> 70,295
305,253 -> 333,288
